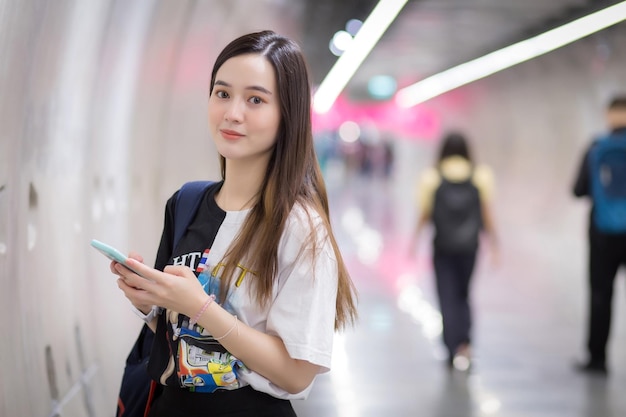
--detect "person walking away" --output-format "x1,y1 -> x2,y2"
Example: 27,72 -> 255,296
572,94 -> 626,375
409,131 -> 499,371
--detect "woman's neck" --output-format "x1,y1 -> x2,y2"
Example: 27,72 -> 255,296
217,161 -> 266,211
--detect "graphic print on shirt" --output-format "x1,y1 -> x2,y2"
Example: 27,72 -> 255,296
171,256 -> 255,393
196,249 -> 210,273
175,325 -> 242,392
171,251 -> 203,269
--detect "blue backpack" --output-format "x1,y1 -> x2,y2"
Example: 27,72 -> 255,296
116,181 -> 214,417
588,133 -> 626,234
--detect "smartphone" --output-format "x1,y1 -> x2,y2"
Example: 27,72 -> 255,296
90,239 -> 143,276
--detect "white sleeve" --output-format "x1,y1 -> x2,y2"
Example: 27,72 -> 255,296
236,206 -> 340,400
131,305 -> 160,323
266,211 -> 338,372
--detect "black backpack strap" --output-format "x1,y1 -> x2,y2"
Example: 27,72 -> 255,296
173,181 -> 215,250
116,180 -> 214,417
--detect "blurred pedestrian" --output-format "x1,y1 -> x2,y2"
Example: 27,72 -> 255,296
572,94 -> 626,375
409,131 -> 499,371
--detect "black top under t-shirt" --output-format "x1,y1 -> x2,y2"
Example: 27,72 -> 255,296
153,182 -> 226,272
148,181 -> 228,386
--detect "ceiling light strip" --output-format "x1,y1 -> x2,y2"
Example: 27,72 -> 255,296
396,1 -> 626,108
313,0 -> 409,114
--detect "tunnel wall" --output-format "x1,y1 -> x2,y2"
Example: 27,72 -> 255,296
0,1 -> 298,415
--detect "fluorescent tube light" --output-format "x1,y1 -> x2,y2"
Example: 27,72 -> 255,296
313,0 -> 409,114
396,1 -> 626,108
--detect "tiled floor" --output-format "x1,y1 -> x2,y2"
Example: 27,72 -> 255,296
292,169 -> 626,417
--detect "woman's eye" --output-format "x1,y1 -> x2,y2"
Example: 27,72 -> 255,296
249,96 -> 263,105
215,90 -> 229,99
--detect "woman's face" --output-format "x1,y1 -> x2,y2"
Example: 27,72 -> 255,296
208,53 -> 281,167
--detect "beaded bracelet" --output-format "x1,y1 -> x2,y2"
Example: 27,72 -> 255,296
189,294 -> 215,327
214,315 -> 239,341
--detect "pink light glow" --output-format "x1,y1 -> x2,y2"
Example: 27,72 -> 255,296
312,95 -> 440,140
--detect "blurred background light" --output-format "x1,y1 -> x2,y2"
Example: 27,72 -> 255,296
314,0 -> 409,114
367,74 -> 397,99
346,18 -> 363,36
396,0 -> 626,108
330,30 -> 354,56
338,120 -> 361,143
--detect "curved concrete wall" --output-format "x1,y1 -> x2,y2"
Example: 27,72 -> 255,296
0,1 -> 299,415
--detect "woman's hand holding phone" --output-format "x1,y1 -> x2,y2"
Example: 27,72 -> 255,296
92,239 -> 206,318
90,239 -> 153,314
116,259 -> 207,320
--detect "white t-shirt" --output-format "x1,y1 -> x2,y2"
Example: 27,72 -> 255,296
149,183 -> 338,400
206,205 -> 338,399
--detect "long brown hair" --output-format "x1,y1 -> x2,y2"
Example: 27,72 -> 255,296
209,30 -> 357,330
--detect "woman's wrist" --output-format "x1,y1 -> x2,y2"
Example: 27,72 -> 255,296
189,294 -> 216,326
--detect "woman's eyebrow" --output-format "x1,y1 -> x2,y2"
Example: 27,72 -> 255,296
247,85 -> 273,95
214,80 -> 272,95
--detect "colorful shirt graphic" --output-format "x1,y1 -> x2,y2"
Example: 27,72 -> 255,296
175,326 -> 243,392
171,264 -> 244,393
148,182 -> 338,400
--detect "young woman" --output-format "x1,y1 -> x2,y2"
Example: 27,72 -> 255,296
409,131 -> 498,371
110,30 -> 358,416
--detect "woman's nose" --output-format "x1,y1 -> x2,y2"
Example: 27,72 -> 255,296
224,100 -> 244,123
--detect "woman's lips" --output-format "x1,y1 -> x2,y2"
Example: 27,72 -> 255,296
220,129 -> 244,140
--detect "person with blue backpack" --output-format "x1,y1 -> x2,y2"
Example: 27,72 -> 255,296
108,30 -> 358,417
572,94 -> 626,376
409,131 -> 499,372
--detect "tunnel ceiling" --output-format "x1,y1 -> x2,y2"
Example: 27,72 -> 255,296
298,0 -> 625,100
